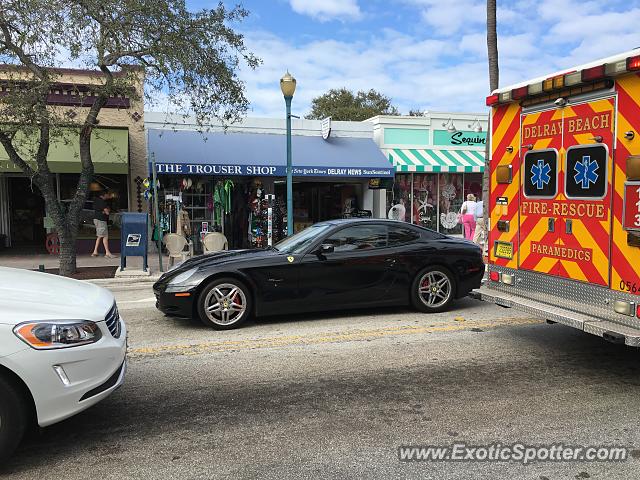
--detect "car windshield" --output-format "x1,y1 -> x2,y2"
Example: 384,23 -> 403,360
273,224 -> 332,254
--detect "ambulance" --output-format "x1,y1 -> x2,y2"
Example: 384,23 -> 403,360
475,50 -> 640,346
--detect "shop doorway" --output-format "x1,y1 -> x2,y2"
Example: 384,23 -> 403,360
8,177 -> 47,252
277,181 -> 364,233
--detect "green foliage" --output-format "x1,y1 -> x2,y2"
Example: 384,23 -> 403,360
306,88 -> 399,121
0,0 -> 259,274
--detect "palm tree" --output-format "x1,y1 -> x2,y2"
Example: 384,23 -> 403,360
482,0 -> 499,239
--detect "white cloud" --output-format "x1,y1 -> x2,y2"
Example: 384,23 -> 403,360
288,0 -> 361,21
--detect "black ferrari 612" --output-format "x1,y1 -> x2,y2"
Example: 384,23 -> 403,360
153,219 -> 484,329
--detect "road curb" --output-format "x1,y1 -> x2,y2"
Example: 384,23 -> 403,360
87,276 -> 161,291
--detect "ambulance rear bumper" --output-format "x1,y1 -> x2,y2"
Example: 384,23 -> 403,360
470,287 -> 640,347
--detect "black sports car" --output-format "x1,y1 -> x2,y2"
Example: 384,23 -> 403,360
153,219 -> 484,329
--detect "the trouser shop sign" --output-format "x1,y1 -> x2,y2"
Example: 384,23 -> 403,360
154,163 -> 393,178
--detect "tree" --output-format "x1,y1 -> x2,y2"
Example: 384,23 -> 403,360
483,0 -> 499,233
0,0 -> 259,276
408,109 -> 426,117
306,88 -> 399,121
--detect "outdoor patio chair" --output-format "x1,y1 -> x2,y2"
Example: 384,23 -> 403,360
163,233 -> 189,267
202,232 -> 228,253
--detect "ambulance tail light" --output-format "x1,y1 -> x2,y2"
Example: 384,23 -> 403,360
528,82 -> 543,95
564,71 -> 582,86
489,271 -> 500,282
486,94 -> 499,106
581,65 -> 606,82
627,55 -> 640,72
512,86 -> 528,100
499,91 -> 512,103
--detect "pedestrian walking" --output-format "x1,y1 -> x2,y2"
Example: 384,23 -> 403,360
92,190 -> 115,258
460,194 -> 477,240
473,199 -> 487,253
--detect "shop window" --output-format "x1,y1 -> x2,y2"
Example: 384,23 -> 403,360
439,173 -> 463,234
387,225 -> 420,246
463,173 -> 483,203
523,149 -> 558,198
325,224 -> 388,252
412,174 -> 438,229
389,174 -> 411,222
565,145 -> 608,199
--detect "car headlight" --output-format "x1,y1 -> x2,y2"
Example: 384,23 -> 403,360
14,321 -> 102,350
168,267 -> 198,285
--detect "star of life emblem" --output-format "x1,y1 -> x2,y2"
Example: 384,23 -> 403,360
574,155 -> 599,189
530,159 -> 551,190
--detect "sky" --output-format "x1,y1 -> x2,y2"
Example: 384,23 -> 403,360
190,0 -> 640,118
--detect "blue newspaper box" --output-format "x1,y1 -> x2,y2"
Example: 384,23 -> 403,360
120,213 -> 148,271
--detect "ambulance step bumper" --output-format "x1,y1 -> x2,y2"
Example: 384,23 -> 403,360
470,287 -> 640,347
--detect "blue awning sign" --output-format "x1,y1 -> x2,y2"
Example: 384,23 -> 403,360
148,129 -> 394,178
154,163 -> 393,177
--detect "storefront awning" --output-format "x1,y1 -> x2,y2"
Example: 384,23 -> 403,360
0,127 -> 129,174
148,129 -> 394,178
386,148 -> 485,173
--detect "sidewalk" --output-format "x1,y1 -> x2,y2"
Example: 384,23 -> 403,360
0,252 -> 165,288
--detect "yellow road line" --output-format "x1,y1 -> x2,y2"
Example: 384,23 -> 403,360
128,317 -> 543,357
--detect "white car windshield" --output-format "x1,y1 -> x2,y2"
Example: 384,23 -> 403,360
273,224 -> 332,254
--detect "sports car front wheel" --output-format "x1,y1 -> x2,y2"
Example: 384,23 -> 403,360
411,266 -> 456,313
197,278 -> 252,330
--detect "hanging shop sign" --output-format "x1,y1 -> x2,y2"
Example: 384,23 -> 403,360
321,117 -> 332,140
154,163 -> 394,178
433,130 -> 487,147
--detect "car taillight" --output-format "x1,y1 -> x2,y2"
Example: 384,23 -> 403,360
489,271 -> 500,282
637,304 -> 640,318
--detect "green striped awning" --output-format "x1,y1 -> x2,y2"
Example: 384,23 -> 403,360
386,148 -> 485,173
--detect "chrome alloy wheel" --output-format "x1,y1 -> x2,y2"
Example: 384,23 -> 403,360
203,283 -> 247,325
418,271 -> 452,308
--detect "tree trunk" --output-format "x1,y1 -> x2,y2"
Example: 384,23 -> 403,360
483,0 -> 499,241
58,228 -> 77,276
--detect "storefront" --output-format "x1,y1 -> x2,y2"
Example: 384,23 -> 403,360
0,65 -> 147,252
368,113 -> 487,234
0,127 -> 130,252
146,121 -> 393,251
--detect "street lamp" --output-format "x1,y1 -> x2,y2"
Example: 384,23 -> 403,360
280,71 -> 296,236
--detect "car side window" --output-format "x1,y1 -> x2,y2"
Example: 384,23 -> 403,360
325,225 -> 388,252
387,225 -> 421,246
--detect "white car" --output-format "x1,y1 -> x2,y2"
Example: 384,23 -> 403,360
0,267 -> 127,460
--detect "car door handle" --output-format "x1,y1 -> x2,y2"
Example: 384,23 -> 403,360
268,278 -> 284,282
385,258 -> 397,265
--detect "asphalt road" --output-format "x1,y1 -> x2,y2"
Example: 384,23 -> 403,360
3,286 -> 640,479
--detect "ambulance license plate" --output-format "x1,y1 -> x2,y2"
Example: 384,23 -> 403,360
494,241 -> 514,260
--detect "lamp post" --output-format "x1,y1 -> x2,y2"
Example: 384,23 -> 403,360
280,71 -> 296,236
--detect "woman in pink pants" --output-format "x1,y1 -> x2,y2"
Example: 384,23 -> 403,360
460,194 -> 477,240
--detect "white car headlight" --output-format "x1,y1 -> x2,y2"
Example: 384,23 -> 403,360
168,267 -> 198,285
14,320 -> 102,350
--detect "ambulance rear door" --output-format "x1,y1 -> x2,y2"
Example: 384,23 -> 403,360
557,97 -> 615,287
518,107 -> 564,277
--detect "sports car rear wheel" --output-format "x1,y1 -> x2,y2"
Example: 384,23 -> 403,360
412,266 -> 456,313
197,278 -> 252,330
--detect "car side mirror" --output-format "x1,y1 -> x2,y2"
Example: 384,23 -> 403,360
319,244 -> 334,255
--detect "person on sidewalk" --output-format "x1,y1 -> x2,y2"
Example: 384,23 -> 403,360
473,199 -> 486,253
92,190 -> 115,258
460,194 -> 477,240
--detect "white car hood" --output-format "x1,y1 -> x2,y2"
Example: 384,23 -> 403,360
0,267 -> 115,325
